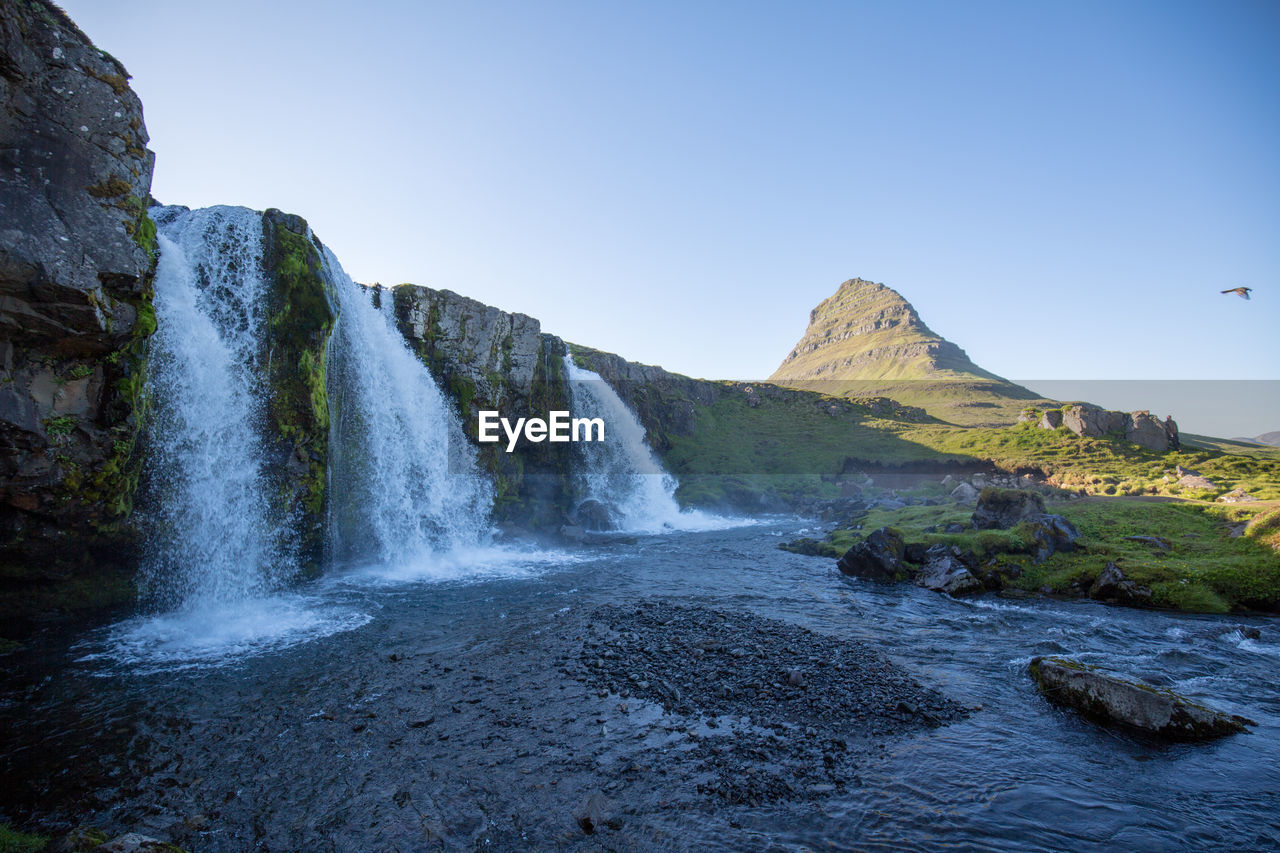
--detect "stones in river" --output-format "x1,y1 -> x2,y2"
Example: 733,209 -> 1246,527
1029,656 -> 1254,740
836,527 -> 905,582
1088,562 -> 1153,606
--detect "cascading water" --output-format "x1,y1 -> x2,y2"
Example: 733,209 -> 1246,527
324,256 -> 493,570
97,206 -> 367,670
565,356 -> 730,533
140,206 -> 291,608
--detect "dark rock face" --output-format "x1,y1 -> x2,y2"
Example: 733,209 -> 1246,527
836,527 -> 905,582
1029,656 -> 1253,739
0,0 -> 156,620
1089,562 -> 1153,607
392,283 -> 574,526
972,487 -> 1046,529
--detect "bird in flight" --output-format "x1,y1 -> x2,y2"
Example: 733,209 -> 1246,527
1221,287 -> 1252,299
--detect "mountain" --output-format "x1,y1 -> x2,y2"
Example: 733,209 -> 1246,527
769,278 -> 1049,425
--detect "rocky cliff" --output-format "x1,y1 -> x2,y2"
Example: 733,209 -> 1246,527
0,0 -> 157,619
770,278 -> 1046,425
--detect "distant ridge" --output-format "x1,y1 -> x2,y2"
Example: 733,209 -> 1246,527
769,278 -> 1047,425
1232,431 -> 1280,447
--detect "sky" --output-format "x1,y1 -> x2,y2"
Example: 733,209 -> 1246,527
62,0 -> 1279,388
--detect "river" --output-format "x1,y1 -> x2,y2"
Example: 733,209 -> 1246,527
1,521 -> 1276,852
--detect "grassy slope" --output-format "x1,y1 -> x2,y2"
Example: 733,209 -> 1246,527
661,397 -> 1280,504
827,498 -> 1280,613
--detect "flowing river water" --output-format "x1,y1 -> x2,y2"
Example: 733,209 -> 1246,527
0,521 -> 1277,852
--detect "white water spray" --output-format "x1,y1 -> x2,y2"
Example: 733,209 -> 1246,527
141,206 -> 292,608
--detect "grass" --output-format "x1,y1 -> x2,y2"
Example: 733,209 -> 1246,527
0,824 -> 46,853
894,422 -> 1280,501
823,496 -> 1280,613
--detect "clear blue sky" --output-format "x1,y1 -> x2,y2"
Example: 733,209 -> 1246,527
63,0 -> 1279,383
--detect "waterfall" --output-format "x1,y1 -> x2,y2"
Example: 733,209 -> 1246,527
140,206 -> 292,608
324,260 -> 493,567
565,356 -> 726,533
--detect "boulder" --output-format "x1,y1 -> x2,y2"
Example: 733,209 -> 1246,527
1039,409 -> 1064,430
1025,514 -> 1080,562
1125,411 -> 1179,452
950,482 -> 980,504
915,544 -> 982,596
572,498 -> 614,531
1175,465 -> 1200,478
1217,488 -> 1258,504
972,487 -> 1046,529
1177,475 -> 1217,491
837,527 -> 905,582
1061,404 -> 1126,438
1029,656 -> 1254,739
1088,562 -> 1153,606
944,522 -> 967,534
1017,409 -> 1040,423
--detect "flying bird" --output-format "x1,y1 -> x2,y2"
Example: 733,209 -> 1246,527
1221,287 -> 1252,299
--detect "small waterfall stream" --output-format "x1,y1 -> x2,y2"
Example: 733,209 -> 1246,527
565,356 -> 730,533
324,259 -> 493,569
140,206 -> 291,608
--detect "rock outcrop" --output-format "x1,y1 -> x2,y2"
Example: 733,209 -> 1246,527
1036,404 -> 1179,451
1029,656 -> 1253,739
914,544 -> 982,596
1088,562 -> 1153,607
260,210 -> 336,567
0,0 -> 156,618
971,487 -> 1078,562
836,527 -> 906,582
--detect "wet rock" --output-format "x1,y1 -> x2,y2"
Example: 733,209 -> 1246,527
573,791 -> 618,834
91,833 -> 186,853
1088,563 -> 1153,606
572,498 -> 614,531
914,545 -> 982,596
1029,656 -> 1254,740
837,527 -> 905,582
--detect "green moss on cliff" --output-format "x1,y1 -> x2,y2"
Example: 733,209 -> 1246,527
262,216 -> 336,552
